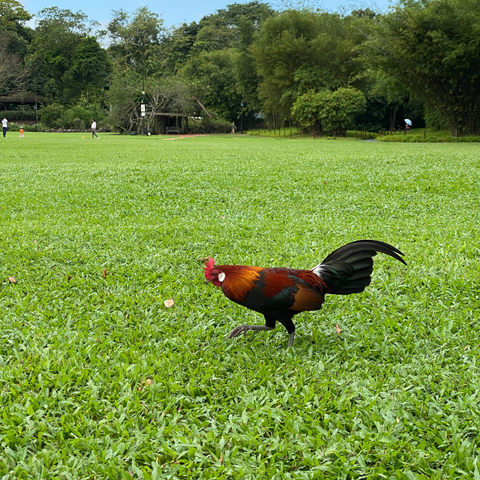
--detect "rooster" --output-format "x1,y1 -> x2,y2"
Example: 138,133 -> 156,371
204,240 -> 406,346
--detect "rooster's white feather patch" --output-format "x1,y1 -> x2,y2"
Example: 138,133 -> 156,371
311,264 -> 326,277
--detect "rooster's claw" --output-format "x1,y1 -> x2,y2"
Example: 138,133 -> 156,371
228,325 -> 251,339
228,324 -> 274,340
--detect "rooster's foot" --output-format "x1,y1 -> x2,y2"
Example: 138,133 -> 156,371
228,325 -> 274,339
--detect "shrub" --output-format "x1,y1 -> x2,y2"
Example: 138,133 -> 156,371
8,122 -> 45,132
39,104 -> 65,129
61,106 -> 95,129
39,101 -> 106,129
188,118 -> 231,134
72,118 -> 86,130
0,109 -> 37,121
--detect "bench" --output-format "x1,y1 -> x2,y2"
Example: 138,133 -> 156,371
166,127 -> 180,134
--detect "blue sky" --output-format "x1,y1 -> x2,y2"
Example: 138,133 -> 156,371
20,0 -> 393,29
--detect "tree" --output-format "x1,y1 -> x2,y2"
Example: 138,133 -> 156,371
107,8 -> 166,131
66,36 -> 111,101
0,33 -> 27,95
0,0 -> 32,56
181,48 -> 242,121
251,10 -> 364,121
26,7 -> 100,104
233,2 -> 275,115
161,22 -> 199,75
173,2 -> 273,120
107,73 -> 195,133
0,0 -> 31,96
291,87 -> 366,133
189,1 -> 273,55
365,0 -> 480,135
108,8 -> 165,81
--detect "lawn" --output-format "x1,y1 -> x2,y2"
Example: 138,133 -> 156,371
1,133 -> 480,479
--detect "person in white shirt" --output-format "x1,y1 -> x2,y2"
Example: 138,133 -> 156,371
91,119 -> 99,139
2,117 -> 7,137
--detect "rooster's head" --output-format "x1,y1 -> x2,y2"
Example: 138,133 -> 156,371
204,257 -> 224,287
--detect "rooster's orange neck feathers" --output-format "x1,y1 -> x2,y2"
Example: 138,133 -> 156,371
217,265 -> 262,303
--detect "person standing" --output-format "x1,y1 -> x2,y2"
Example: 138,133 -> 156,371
2,117 -> 7,137
231,121 -> 236,134
91,118 -> 99,139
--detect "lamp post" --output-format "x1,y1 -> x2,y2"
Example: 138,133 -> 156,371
141,71 -> 147,135
34,100 -> 37,132
132,36 -> 147,135
240,101 -> 244,134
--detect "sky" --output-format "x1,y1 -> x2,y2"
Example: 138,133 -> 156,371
20,0 -> 393,29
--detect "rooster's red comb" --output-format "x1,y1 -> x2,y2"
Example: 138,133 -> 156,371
204,257 -> 215,278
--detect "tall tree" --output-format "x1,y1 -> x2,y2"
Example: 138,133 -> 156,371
0,0 -> 32,55
251,10 -> 364,120
108,8 -> 165,84
182,48 -> 242,121
178,2 -> 273,121
233,2 -> 275,114
107,8 -> 166,131
26,7 -> 100,103
0,35 -> 27,95
161,22 -> 199,75
0,0 -> 32,96
65,36 -> 111,102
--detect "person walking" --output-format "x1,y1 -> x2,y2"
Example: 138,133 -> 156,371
2,117 -> 7,137
91,118 -> 99,139
231,121 -> 237,134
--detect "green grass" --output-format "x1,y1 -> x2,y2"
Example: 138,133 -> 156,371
246,128 -> 378,140
248,127 -> 480,142
1,132 -> 480,478
378,129 -> 480,142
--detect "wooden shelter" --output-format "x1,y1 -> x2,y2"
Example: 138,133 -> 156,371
155,113 -> 189,134
0,93 -> 43,110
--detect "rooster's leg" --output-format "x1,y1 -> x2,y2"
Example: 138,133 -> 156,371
228,325 -> 274,340
288,332 -> 295,347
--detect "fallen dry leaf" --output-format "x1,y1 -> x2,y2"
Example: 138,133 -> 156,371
102,268 -> 107,279
8,276 -> 16,284
219,455 -> 223,463
145,378 -> 153,386
164,299 -> 175,308
335,324 -> 342,334
67,275 -> 72,282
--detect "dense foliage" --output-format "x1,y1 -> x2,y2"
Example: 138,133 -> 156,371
1,0 -> 479,134
291,87 -> 366,132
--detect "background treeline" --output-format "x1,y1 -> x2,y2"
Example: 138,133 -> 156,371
1,0 -> 479,135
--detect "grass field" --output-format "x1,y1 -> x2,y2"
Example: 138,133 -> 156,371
1,133 -> 480,479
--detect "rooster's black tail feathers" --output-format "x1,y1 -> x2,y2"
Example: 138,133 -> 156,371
312,240 -> 406,295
